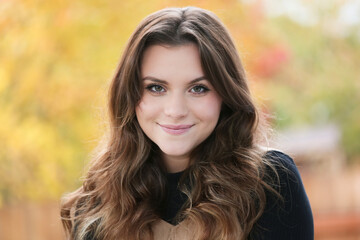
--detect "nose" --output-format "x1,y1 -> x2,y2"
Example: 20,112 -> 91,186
164,92 -> 188,119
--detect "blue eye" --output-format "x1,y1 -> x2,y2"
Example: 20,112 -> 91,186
146,84 -> 165,93
190,85 -> 209,94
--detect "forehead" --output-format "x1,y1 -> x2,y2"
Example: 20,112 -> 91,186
140,43 -> 205,81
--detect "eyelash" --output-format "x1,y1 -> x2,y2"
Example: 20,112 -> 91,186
145,84 -> 210,95
189,84 -> 210,94
145,84 -> 165,94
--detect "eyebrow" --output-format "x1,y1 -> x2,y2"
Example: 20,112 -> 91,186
142,76 -> 208,85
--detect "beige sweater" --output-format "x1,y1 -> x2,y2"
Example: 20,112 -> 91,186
151,219 -> 194,240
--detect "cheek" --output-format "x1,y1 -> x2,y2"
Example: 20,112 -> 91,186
136,96 -> 162,121
191,94 -> 222,121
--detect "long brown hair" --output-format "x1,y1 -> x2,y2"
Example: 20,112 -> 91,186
61,7 -> 279,240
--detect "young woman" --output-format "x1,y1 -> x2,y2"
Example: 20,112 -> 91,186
61,7 -> 314,240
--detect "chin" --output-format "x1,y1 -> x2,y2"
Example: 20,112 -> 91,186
160,147 -> 191,158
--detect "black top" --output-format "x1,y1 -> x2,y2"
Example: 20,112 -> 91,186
159,150 -> 314,239
83,150 -> 314,239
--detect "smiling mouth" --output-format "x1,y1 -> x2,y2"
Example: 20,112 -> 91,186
158,124 -> 194,135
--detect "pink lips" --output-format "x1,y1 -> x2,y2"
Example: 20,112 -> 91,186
158,124 -> 194,135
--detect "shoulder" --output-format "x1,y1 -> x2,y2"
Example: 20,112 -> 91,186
251,149 -> 314,240
263,150 -> 299,184
261,148 -> 296,170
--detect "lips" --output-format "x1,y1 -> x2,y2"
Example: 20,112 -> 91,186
158,124 -> 194,135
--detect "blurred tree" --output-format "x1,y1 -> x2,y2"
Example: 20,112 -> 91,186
0,0 -> 163,205
256,17 -> 360,162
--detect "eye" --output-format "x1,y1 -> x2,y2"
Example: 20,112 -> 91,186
146,84 -> 165,93
190,85 -> 209,94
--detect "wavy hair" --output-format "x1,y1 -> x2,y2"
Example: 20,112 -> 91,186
61,7 -> 279,240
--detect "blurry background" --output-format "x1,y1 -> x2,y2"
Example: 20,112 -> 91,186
0,0 -> 359,239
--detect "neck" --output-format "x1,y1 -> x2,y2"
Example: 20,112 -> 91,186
162,154 -> 189,173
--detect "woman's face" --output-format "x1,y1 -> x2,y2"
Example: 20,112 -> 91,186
135,43 -> 222,172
